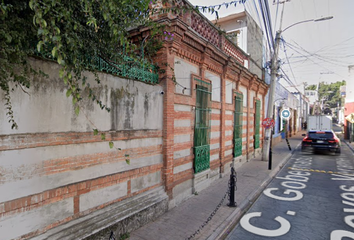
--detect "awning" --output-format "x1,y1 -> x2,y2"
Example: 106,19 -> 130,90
346,113 -> 354,123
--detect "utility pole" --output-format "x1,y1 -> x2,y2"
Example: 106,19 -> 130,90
262,2 -> 286,162
261,2 -> 333,162
262,31 -> 282,162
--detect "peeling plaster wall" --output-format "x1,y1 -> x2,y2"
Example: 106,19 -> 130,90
174,57 -> 199,95
205,71 -> 221,102
0,58 -> 163,134
0,58 -> 165,240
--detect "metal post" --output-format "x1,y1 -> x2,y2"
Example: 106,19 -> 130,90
228,166 -> 237,207
268,128 -> 273,170
109,231 -> 116,240
286,138 -> 292,151
261,4 -> 332,162
262,30 -> 282,161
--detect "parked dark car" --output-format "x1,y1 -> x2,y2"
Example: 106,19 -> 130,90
301,130 -> 341,154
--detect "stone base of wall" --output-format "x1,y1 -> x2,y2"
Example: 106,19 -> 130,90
31,187 -> 168,240
169,179 -> 193,209
254,148 -> 262,158
192,169 -> 212,194
233,155 -> 248,170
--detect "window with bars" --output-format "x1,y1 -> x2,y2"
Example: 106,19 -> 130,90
254,99 -> 260,149
194,79 -> 211,173
234,93 -> 243,157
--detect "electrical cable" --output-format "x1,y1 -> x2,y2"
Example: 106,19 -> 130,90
273,0 -> 280,32
258,0 -> 274,54
284,40 -> 351,67
264,0 -> 275,49
281,37 -> 298,86
280,42 -> 348,80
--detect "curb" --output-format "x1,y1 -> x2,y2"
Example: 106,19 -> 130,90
334,129 -> 354,154
208,142 -> 301,240
343,140 -> 354,153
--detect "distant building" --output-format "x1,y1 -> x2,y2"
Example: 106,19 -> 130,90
344,65 -> 354,140
305,90 -> 318,105
212,11 -> 264,80
305,89 -> 321,114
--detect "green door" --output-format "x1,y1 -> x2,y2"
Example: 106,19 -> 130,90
194,79 -> 211,173
234,93 -> 243,157
254,99 -> 260,149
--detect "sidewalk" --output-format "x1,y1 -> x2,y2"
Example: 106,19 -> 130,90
333,123 -> 354,153
128,131 -> 306,240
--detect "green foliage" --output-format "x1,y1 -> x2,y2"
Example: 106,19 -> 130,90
119,232 -> 130,240
1,0 -> 156,129
318,80 -> 346,108
1,1 -> 38,128
1,0 -> 244,130
305,84 -> 317,91
125,154 -> 130,164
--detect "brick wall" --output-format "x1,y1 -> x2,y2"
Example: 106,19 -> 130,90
0,10 -> 269,239
154,17 -> 268,207
0,59 -> 166,239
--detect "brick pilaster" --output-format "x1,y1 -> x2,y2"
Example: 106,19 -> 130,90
219,64 -> 227,173
157,46 -> 175,199
246,86 -> 251,158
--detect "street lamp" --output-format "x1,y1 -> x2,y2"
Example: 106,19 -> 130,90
262,15 -> 333,163
282,16 -> 333,32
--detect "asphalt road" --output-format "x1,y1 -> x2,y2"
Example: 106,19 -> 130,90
226,128 -> 354,240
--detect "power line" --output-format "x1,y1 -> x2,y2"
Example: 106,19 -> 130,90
285,40 -> 351,67
258,0 -> 275,53
280,37 -> 298,86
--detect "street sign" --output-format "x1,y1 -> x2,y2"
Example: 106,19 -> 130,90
281,108 -> 291,120
262,118 -> 275,128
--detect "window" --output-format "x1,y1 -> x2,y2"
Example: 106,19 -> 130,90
254,99 -> 261,149
234,93 -> 243,157
194,79 -> 211,173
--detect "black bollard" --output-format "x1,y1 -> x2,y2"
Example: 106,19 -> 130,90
268,130 -> 273,170
109,231 -> 116,240
285,138 -> 292,151
228,166 -> 237,207
268,144 -> 272,170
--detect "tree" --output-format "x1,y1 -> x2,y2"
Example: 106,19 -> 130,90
1,0 -> 162,128
318,80 -> 346,109
1,0 -> 246,130
305,84 -> 317,91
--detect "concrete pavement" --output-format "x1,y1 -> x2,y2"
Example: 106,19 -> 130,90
127,131 -> 306,240
333,123 -> 354,153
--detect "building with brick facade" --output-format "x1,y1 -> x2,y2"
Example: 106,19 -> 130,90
344,65 -> 354,141
0,1 -> 269,239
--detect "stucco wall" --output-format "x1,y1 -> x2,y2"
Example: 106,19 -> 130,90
225,79 -> 234,104
174,57 -> 199,95
246,13 -> 263,79
0,58 -> 165,239
347,65 -> 354,103
205,71 -> 221,102
0,59 -> 163,134
239,85 -> 248,107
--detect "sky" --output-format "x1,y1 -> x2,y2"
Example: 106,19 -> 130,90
188,0 -> 354,91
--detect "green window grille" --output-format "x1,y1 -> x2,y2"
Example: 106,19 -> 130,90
254,99 -> 261,149
33,44 -> 158,84
194,79 -> 211,173
234,93 -> 243,157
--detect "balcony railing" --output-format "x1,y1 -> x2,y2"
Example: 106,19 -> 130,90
190,12 -> 248,66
